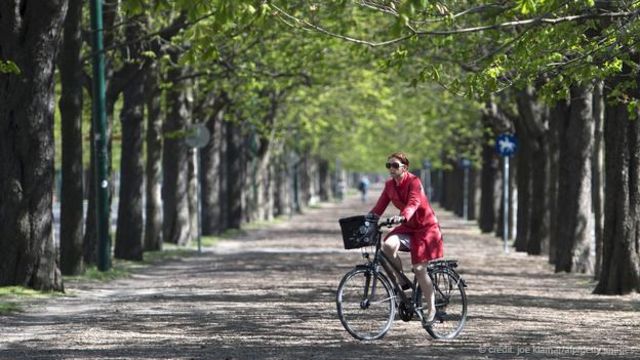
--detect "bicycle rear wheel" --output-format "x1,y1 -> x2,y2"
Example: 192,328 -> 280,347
419,268 -> 467,339
336,267 -> 396,340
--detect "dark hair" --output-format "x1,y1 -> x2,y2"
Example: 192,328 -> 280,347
388,152 -> 409,168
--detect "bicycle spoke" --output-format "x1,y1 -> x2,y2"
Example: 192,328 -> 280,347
424,268 -> 467,340
336,268 -> 395,340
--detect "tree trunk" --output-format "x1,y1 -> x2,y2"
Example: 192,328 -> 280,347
58,0 -> 84,275
162,63 -> 192,245
514,86 -> 550,255
527,137 -> 549,255
547,99 -> 569,264
273,149 -> 290,217
201,97 -> 225,235
114,18 -> 146,260
0,0 -> 66,290
144,61 -> 163,251
479,121 -> 498,232
255,136 -> 275,221
555,84 -> 594,273
225,119 -> 244,229
512,127 -> 531,252
592,80 -> 605,279
318,158 -> 331,202
218,117 -> 230,230
595,68 -> 640,294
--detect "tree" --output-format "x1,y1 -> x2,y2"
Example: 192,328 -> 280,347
58,0 -> 85,275
554,83 -> 594,273
595,59 -> 640,294
162,55 -> 194,245
144,60 -> 163,251
114,15 -> 147,261
0,0 -> 67,290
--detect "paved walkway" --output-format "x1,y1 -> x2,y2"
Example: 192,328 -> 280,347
1,187 -> 639,359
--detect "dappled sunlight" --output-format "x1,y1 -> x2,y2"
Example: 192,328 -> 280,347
1,192 -> 638,359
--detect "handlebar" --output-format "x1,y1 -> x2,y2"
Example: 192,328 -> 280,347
377,216 -> 406,229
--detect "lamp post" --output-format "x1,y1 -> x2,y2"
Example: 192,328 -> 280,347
90,0 -> 111,271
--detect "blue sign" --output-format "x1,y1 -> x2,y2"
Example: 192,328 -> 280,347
496,134 -> 518,157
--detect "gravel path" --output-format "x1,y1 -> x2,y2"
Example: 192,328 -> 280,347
1,189 -> 639,359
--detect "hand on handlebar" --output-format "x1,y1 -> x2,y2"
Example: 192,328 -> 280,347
388,215 -> 406,225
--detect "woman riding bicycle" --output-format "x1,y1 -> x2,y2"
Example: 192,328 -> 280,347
368,151 -> 443,325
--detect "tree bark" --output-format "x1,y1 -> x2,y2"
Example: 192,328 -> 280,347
514,86 -> 550,255
555,84 -> 594,273
527,137 -> 549,255
201,96 -> 225,235
0,0 -> 67,290
318,158 -> 331,202
218,116 -> 230,230
114,17 -> 146,261
512,123 -> 531,252
162,62 -> 192,245
273,148 -> 290,217
479,114 -> 498,232
595,67 -> 640,294
225,119 -> 244,229
58,0 -> 84,275
144,61 -> 163,251
592,80 -> 605,279
547,99 -> 569,264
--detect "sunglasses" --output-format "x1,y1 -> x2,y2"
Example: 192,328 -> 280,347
385,162 -> 403,169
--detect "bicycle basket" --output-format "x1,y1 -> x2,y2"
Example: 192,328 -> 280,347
339,215 -> 378,249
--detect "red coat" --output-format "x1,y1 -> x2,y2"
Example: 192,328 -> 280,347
370,172 -> 443,263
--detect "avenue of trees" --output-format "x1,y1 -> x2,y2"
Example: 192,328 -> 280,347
1,1 -> 638,295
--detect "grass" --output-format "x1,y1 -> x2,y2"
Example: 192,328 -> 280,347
0,286 -> 65,315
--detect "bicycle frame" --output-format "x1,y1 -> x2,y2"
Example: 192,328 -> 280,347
360,226 -> 417,311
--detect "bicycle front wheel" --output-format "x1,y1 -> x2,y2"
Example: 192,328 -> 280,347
421,268 -> 467,339
336,268 -> 396,340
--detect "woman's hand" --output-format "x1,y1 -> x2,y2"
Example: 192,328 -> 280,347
389,215 -> 405,224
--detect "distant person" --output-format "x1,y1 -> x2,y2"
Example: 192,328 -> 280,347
368,151 -> 443,325
357,176 -> 370,203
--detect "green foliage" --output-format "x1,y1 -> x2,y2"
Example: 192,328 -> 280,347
0,59 -> 20,74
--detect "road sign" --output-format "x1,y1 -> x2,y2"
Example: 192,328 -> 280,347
496,133 -> 518,157
185,123 -> 210,148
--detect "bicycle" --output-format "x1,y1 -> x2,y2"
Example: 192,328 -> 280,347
336,214 -> 468,341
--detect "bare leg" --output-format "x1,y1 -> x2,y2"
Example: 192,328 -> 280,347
382,235 -> 404,284
414,262 -> 435,322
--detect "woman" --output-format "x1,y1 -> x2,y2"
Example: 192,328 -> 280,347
369,151 -> 443,324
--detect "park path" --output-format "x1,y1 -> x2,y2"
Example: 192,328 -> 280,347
1,186 -> 639,360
